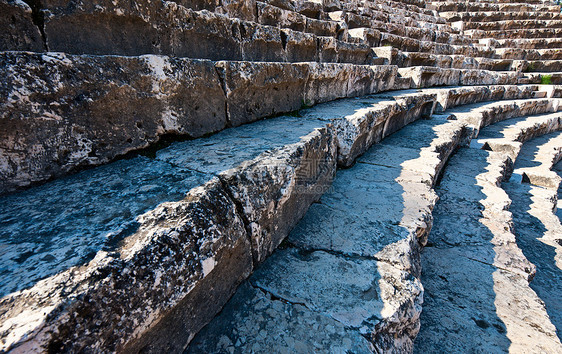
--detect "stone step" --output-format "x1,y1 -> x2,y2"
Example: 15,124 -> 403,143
0,0 -> 465,62
0,86 -> 549,352
503,132 -> 562,344
187,104 -> 468,354
429,1 -> 560,13
441,11 -> 562,23
0,88 -> 439,352
3,50 -> 542,194
330,12 -> 467,45
415,112 -> 562,352
344,6 -> 455,33
447,97 -> 560,136
495,48 -> 562,61
0,0 -> 383,65
397,66 -> 523,88
466,28 -> 562,40
487,38 -> 562,50
523,72 -> 562,85
0,52 -> 401,194
463,19 -> 562,31
187,95 -> 562,353
401,52 -> 562,72
355,0 -> 446,24
511,131 -> 562,188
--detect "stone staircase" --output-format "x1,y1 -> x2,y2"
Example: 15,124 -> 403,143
1,0 -> 562,352
415,110 -> 562,353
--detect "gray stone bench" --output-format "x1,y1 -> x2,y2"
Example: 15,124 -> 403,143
416,109 -> 562,353
187,93 -> 561,353
0,86 -> 552,352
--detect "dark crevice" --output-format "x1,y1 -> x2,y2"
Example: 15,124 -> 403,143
280,237 -> 405,267
213,65 -> 231,128
464,254 -> 534,279
23,0 -> 48,51
280,30 -> 288,51
217,175 -> 256,263
250,282 -> 310,309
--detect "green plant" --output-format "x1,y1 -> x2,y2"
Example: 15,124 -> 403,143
541,74 -> 552,85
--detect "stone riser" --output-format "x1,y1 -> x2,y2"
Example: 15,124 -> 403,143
466,28 -> 562,40
2,52 -> 538,195
463,20 -> 562,32
442,11 -> 562,22
0,0 -> 461,63
429,2 -> 560,13
483,38 -> 562,50
0,52 -> 399,194
187,97 -> 561,353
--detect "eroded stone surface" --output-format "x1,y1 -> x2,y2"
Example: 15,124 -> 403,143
0,53 -> 226,194
189,110 -> 467,352
0,156 -> 210,298
416,112 -> 562,353
187,283 -> 374,353
1,178 -> 251,353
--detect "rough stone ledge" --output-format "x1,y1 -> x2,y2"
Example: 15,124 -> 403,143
189,95 -> 560,352
3,50 -> 546,195
0,51 -> 399,194
0,88 -> 557,352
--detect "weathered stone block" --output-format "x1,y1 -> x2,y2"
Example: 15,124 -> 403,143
336,40 -> 373,64
281,29 -> 317,62
305,17 -> 339,36
215,0 -> 256,21
0,0 -> 44,51
347,28 -> 381,47
303,62 -> 351,105
317,36 -> 338,63
0,178 -> 252,353
219,128 -> 337,264
0,52 -> 226,193
238,21 -> 285,62
257,2 -> 306,31
215,61 -> 308,127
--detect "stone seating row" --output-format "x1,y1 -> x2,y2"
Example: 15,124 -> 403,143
0,85 -> 556,352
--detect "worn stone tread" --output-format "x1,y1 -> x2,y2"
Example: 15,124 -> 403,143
503,130 -> 562,341
188,105 -> 466,352
416,111 -> 562,353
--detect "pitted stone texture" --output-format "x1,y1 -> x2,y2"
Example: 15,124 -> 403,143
251,248 -> 423,353
220,127 -> 337,265
302,89 -> 436,167
190,114 -> 468,353
429,85 -> 538,113
303,63 -> 397,106
215,61 -> 308,127
450,98 -> 559,137
38,0 -> 259,59
416,247 -> 560,353
0,156 -> 210,298
0,179 -> 251,353
0,0 -> 44,51
155,115 -> 328,175
188,283 -> 374,353
0,53 -> 225,194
